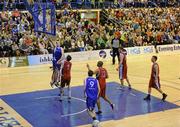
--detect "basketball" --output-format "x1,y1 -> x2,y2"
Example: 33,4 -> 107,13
92,120 -> 100,127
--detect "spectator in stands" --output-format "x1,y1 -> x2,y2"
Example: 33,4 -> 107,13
0,7 -> 179,57
96,34 -> 106,49
12,8 -> 20,18
11,42 -> 19,56
84,35 -> 94,51
31,41 -> 40,55
1,11 -> 9,22
19,37 -> 31,55
38,40 -> 49,54
77,37 -> 85,51
47,39 -> 55,54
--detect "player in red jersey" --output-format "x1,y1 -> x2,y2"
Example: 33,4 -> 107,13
59,55 -> 72,101
116,47 -> 131,89
87,61 -> 114,114
144,56 -> 167,101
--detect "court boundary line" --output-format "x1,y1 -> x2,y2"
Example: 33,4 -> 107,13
128,74 -> 180,91
61,109 -> 87,117
35,95 -> 86,102
35,95 -> 87,117
114,81 -> 180,106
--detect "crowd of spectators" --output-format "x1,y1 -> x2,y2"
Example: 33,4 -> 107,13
0,0 -> 180,11
104,7 -> 180,47
0,6 -> 180,57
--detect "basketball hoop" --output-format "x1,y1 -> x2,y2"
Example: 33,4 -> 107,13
3,0 -> 9,10
24,0 -> 56,36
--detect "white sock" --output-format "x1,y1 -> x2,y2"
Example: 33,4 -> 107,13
68,87 -> 71,98
60,87 -> 63,95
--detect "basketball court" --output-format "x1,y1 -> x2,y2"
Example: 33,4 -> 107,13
1,51 -> 180,127
0,1 -> 180,127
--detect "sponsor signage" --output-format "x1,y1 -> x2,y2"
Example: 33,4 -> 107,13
2,44 -> 179,67
158,44 -> 180,52
67,50 -> 100,61
0,106 -> 22,127
0,99 -> 32,127
0,57 -> 9,68
128,47 -> 141,55
174,44 -> 180,50
124,47 -> 142,55
99,50 -> 107,58
143,46 -> 154,54
28,54 -> 52,65
8,57 -> 29,67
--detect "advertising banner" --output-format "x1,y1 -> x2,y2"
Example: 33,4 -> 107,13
0,57 -> 9,68
8,57 -> 29,67
28,54 -> 52,65
142,46 -> 154,54
11,44 -> 180,66
157,44 -> 180,52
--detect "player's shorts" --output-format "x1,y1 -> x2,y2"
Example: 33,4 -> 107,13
61,77 -> 71,88
86,97 -> 97,111
119,65 -> 127,80
53,60 -> 61,70
99,87 -> 106,98
149,77 -> 161,89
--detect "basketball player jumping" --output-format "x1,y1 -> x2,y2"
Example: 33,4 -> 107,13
50,43 -> 64,87
59,55 -> 72,101
116,47 -> 131,89
144,56 -> 167,101
87,61 -> 114,114
84,70 -> 100,126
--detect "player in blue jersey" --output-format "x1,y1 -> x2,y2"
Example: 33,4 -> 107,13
84,70 -> 100,126
50,43 -> 64,87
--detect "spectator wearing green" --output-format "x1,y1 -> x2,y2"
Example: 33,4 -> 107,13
96,35 -> 106,49
120,32 -> 127,47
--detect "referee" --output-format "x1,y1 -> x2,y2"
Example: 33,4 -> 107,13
111,36 -> 120,65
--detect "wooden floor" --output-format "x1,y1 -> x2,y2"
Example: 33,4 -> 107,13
0,51 -> 180,127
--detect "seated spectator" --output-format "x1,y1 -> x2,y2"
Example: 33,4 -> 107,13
12,8 -> 20,19
38,40 -> 49,54
1,11 -> 9,22
11,42 -> 19,56
19,38 -> 31,55
77,37 -> 85,51
96,34 -> 106,49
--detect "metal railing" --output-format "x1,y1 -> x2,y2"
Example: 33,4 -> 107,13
100,9 -> 123,27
